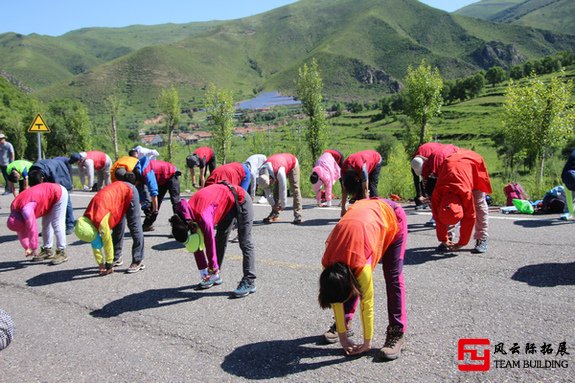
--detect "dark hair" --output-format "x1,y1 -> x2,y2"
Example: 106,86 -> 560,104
128,149 -> 138,158
28,170 -> 44,186
123,171 -> 136,185
318,263 -> 361,309
169,214 -> 189,243
7,170 -> 19,183
343,172 -> 364,200
186,154 -> 199,169
309,171 -> 319,185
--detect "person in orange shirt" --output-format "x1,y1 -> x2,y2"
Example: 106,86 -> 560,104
431,149 -> 492,253
318,198 -> 407,361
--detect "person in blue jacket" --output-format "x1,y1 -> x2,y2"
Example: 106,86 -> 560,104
28,159 -> 75,234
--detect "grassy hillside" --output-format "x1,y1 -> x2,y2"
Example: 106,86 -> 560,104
27,0 -> 575,119
456,0 -> 575,36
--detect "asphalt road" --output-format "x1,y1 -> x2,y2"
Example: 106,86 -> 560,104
0,191 -> 573,383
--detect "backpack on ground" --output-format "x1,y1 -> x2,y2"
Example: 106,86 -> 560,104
539,186 -> 567,214
503,182 -> 528,206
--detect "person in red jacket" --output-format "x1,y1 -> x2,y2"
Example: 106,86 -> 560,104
7,183 -> 69,265
411,142 -> 459,226
74,180 -> 145,275
186,146 -> 216,188
204,162 -> 251,192
256,153 -> 302,224
340,150 -> 382,216
170,183 -> 256,298
431,149 -> 492,254
319,198 -> 407,361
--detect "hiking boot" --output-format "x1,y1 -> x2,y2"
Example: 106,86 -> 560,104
98,264 -> 114,276
112,257 -> 123,267
51,249 -> 68,265
472,239 -> 488,254
323,322 -> 354,344
232,278 -> 256,298
436,243 -> 449,253
32,247 -> 54,262
292,218 -> 303,225
379,325 -> 405,361
199,273 -> 223,289
142,225 -> 155,232
126,261 -> 146,273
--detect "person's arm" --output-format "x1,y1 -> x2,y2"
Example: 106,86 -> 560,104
99,213 -> 115,265
349,265 -> 374,355
340,186 -> 348,216
144,170 -> 159,212
324,175 -> 334,204
9,144 -> 14,163
332,303 -> 355,354
20,202 -> 39,254
199,166 -> 207,187
199,205 -> 218,272
190,167 -> 197,188
313,180 -> 322,205
361,163 -> 369,198
10,181 -> 16,198
277,167 -> 287,210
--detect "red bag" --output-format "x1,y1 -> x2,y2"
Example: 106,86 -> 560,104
503,183 -> 528,206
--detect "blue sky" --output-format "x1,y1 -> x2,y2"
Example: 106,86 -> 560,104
0,1 -> 478,36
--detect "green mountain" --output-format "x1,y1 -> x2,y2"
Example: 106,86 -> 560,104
456,0 -> 575,36
1,0 -> 574,115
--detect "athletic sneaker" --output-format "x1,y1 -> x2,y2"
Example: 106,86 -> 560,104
424,217 -> 436,227
379,325 -> 405,361
263,212 -> 279,224
112,257 -> 123,267
292,218 -> 303,225
436,243 -> 449,253
98,264 -> 114,276
323,322 -> 354,344
199,273 -> 223,289
51,249 -> 68,265
472,239 -> 488,254
32,247 -> 54,262
126,261 -> 146,273
232,278 -> 256,298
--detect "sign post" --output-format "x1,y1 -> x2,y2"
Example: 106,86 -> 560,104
28,113 -> 51,160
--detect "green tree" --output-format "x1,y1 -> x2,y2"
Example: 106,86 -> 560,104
158,87 -> 180,162
404,59 -> 443,145
295,58 -> 327,160
205,84 -> 235,164
45,99 -> 91,157
502,72 -> 575,184
485,66 -> 507,87
104,95 -> 122,160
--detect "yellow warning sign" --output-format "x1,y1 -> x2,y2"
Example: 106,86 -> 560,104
28,113 -> 50,133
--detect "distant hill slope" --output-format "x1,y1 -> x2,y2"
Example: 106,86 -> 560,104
456,0 -> 575,36
2,0 -> 575,114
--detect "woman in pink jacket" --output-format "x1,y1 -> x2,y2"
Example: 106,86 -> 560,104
310,151 -> 341,207
7,183 -> 69,265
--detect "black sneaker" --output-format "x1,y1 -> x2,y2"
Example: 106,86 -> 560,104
323,322 -> 354,344
379,325 -> 405,361
436,243 -> 449,253
232,278 -> 256,298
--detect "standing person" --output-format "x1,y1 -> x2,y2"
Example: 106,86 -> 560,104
244,154 -> 267,200
7,159 -> 33,197
170,183 -> 256,298
340,150 -> 382,215
69,150 -> 112,191
28,159 -> 75,235
0,134 -> 15,195
205,162 -> 251,192
411,142 -> 459,226
186,146 -> 216,188
319,198 -> 407,360
137,159 -> 181,231
74,180 -> 145,275
131,146 -> 159,160
256,153 -> 303,224
431,149 -> 492,253
310,151 -> 341,207
7,183 -> 69,265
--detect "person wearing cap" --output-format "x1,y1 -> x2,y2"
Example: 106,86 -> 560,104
0,308 -> 14,351
6,159 -> 32,197
7,183 -> 69,264
0,133 -> 15,195
431,148 -> 492,254
136,158 -> 181,231
204,162 -> 251,192
69,150 -> 112,192
28,159 -> 75,235
74,180 -> 145,275
257,153 -> 302,224
318,198 -> 408,360
130,145 -> 159,160
411,142 -> 459,227
310,151 -> 341,207
186,146 -> 216,188
244,154 -> 267,200
340,150 -> 382,216
170,183 -> 256,298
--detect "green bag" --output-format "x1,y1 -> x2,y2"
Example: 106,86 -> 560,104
512,199 -> 534,214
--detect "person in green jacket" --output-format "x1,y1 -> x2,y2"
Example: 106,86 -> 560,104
7,159 -> 33,197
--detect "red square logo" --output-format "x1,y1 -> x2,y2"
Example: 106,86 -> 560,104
458,338 -> 491,371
